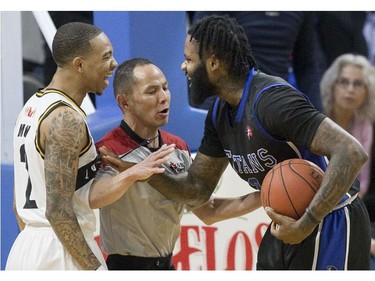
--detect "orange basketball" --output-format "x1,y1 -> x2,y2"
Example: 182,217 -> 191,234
261,159 -> 324,220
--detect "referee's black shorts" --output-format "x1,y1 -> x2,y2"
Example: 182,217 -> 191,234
106,253 -> 175,270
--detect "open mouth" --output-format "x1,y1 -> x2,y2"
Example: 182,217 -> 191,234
160,108 -> 169,114
185,73 -> 192,87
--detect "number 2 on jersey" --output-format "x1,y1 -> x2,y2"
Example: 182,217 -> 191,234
20,144 -> 38,209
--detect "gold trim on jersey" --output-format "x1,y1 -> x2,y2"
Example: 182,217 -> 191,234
36,88 -> 87,118
81,126 -> 93,156
35,101 -> 93,159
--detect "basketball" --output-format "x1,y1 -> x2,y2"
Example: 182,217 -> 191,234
261,159 -> 324,220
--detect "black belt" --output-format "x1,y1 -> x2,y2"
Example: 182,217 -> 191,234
106,253 -> 175,270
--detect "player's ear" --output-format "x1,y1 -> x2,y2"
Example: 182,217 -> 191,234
206,54 -> 225,80
116,94 -> 130,111
73,57 -> 84,73
207,54 -> 220,71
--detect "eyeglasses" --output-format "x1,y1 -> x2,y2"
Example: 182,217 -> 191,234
335,78 -> 366,90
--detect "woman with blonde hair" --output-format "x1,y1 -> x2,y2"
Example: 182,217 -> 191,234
320,53 -> 375,197
321,53 -> 375,269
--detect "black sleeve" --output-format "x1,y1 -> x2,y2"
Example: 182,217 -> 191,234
256,86 -> 326,148
198,105 -> 226,157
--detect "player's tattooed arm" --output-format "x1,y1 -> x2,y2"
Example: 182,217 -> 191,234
304,117 -> 368,225
149,152 -> 229,207
98,147 -> 229,207
267,117 -> 368,244
42,106 -> 101,270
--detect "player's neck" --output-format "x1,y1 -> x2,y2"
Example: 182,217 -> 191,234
47,72 -> 85,106
218,77 -> 243,108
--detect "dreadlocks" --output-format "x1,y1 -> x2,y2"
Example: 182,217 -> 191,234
188,14 -> 256,82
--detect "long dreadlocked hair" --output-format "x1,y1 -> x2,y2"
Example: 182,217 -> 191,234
188,14 -> 256,83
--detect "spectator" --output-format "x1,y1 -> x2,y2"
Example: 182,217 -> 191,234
320,53 -> 375,269
320,54 -> 375,197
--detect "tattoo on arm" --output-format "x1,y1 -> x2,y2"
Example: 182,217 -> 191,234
149,153 -> 228,207
44,107 -> 100,270
306,118 -> 367,222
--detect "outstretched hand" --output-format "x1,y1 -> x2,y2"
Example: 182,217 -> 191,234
127,144 -> 176,181
265,207 -> 315,244
98,144 -> 175,176
90,144 -> 176,209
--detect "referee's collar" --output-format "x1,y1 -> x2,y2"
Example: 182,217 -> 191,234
119,120 -> 163,151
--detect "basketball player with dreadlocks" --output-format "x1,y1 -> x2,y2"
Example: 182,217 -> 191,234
100,15 -> 371,270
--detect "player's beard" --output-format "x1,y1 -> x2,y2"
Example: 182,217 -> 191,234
189,62 -> 219,107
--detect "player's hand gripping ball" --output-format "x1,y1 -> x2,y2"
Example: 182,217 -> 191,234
261,159 -> 324,220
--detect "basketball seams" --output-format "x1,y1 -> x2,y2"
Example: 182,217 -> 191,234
282,161 -> 300,218
288,163 -> 320,193
261,158 -> 323,220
